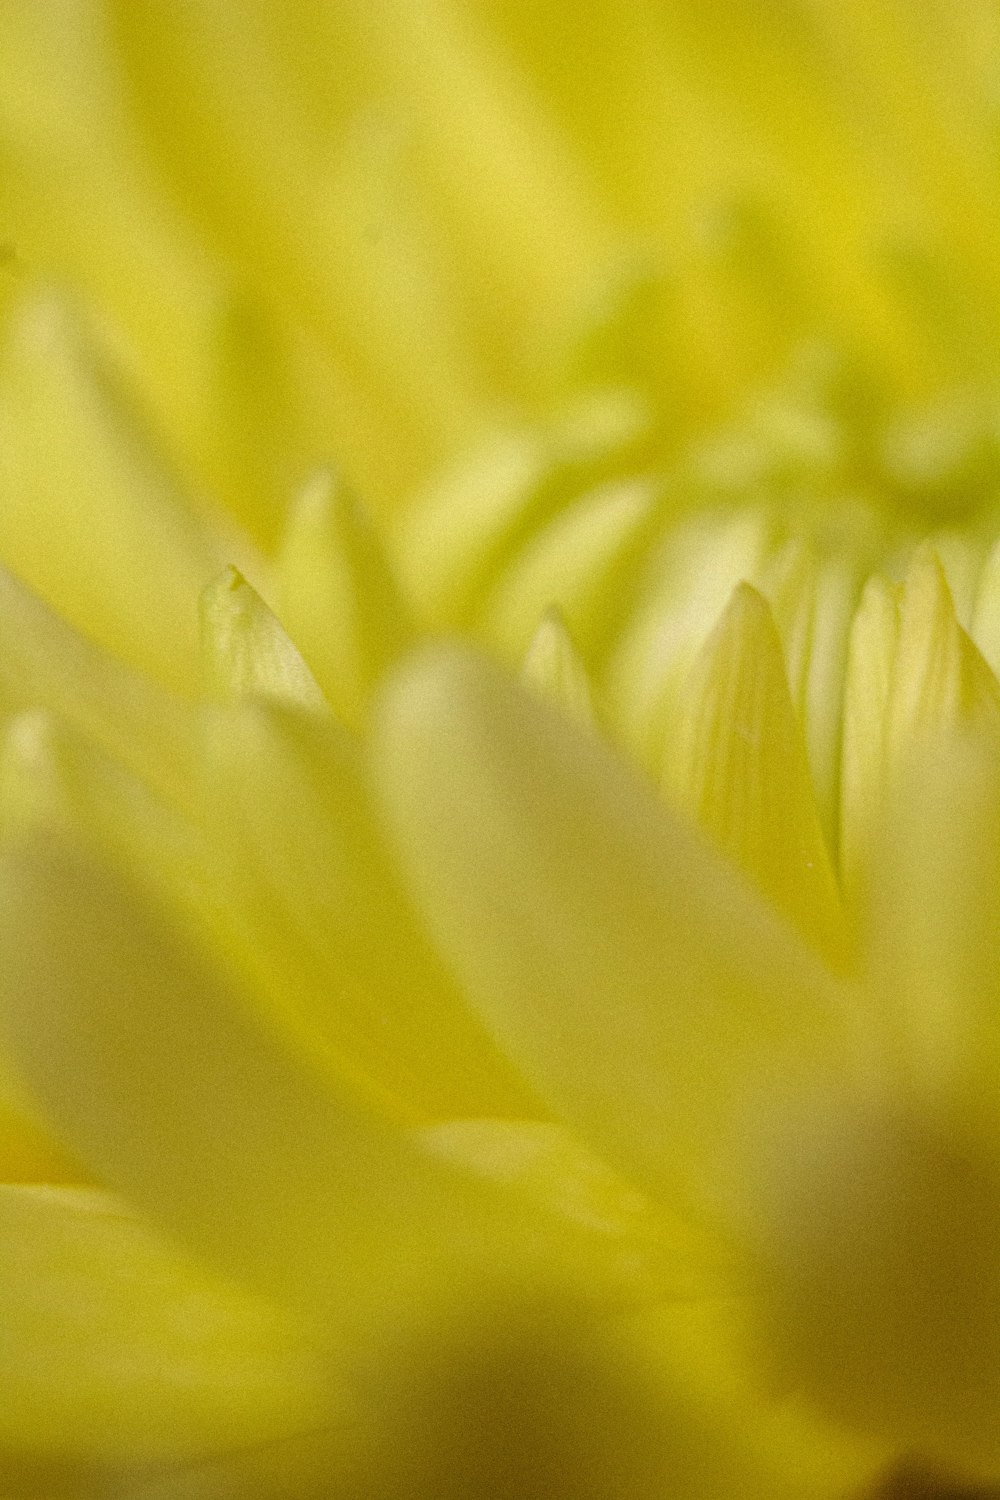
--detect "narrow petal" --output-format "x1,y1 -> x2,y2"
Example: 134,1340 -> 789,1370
886,546 -> 1000,763
199,568 -> 324,709
198,700 -> 540,1120
373,644 -> 849,1213
0,564 -> 196,808
0,1185 -> 329,1465
839,574 -> 900,888
0,832 -> 680,1317
608,507 -> 772,770
0,833 -> 464,1313
482,474 -> 659,661
522,609 -> 596,726
664,584 -> 844,967
867,737 -> 1000,1150
278,470 -> 415,729
0,293 -> 222,694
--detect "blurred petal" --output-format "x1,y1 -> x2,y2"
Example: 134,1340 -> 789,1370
0,292 -> 223,693
0,832 -> 683,1319
522,608 -> 595,726
198,700 -> 539,1120
0,1185 -> 329,1466
278,470 -> 415,730
482,473 -> 659,661
373,643 -> 850,1213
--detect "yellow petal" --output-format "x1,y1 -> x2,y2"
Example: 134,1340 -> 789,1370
885,546 -> 1000,768
373,643 -> 850,1215
0,832 -> 458,1313
0,832 -> 680,1319
199,568 -> 324,709
608,506 -> 772,771
867,737 -> 1000,1152
522,608 -> 596,726
395,391 -> 648,627
278,470 -> 415,729
664,584 -> 844,967
198,699 -> 539,1121
0,292 -> 222,694
0,1184 -> 329,1465
481,473 -> 659,661
0,564 -> 196,808
839,574 -> 901,890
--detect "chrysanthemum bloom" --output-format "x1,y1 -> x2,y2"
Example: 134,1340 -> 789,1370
5,4 -> 1000,1499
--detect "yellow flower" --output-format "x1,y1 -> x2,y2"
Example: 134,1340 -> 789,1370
4,4 -> 1000,1499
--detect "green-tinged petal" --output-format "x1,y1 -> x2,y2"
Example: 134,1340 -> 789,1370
608,506 -> 773,770
0,831 -> 466,1314
278,470 -> 415,729
353,1291 -> 834,1500
0,1068 -> 84,1187
0,832 -> 683,1319
522,609 -> 595,726
867,738 -> 1000,1151
422,1119 -> 725,1302
664,584 -> 844,967
0,1185 -> 330,1465
839,574 -> 900,889
0,565 -> 196,809
725,1078 -> 1000,1479
395,391 -> 649,627
885,546 -> 1000,766
481,474 -> 659,661
200,569 -> 324,709
971,529 -> 1000,675
198,700 -> 539,1120
373,643 -> 851,1214
0,292 -> 223,694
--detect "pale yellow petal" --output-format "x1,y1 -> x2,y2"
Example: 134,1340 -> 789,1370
664,584 -> 844,967
0,565 -> 195,809
0,832 -> 680,1319
885,546 -> 1000,766
867,738 -> 1000,1151
198,700 -> 539,1121
0,1185 -> 330,1465
481,474 -> 659,661
522,609 -> 596,726
395,391 -> 648,627
0,832 -> 460,1313
0,292 -> 222,694
278,470 -> 415,729
199,568 -> 324,709
838,574 -> 900,890
608,506 -> 772,771
373,643 -> 850,1214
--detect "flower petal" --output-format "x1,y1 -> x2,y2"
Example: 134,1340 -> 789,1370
0,293 -> 223,694
0,830 -> 681,1317
278,470 -> 415,729
0,1184 -> 329,1466
198,699 -> 540,1120
373,643 -> 849,1214
522,608 -> 596,726
663,583 -> 844,967
0,832 -> 470,1313
199,568 -> 324,710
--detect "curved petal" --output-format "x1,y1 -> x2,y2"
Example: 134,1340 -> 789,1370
0,831 -> 681,1319
372,644 -> 851,1217
0,1185 -> 329,1466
